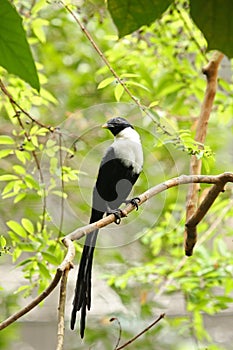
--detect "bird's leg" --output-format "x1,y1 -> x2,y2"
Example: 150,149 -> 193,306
106,207 -> 126,225
124,197 -> 141,211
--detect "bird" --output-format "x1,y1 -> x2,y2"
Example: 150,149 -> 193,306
70,117 -> 143,338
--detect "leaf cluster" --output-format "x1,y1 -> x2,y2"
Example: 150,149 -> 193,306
0,1 -> 233,349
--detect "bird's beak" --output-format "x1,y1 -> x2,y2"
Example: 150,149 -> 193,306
102,123 -> 108,129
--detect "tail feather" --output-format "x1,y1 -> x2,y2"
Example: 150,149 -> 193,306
80,300 -> 87,339
70,229 -> 98,337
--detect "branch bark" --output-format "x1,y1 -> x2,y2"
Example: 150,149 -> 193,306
63,172 -> 233,243
0,270 -> 62,330
185,51 -> 224,255
0,244 -> 74,331
56,268 -> 69,350
115,313 -> 165,350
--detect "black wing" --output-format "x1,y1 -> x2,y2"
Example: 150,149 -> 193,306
92,146 -> 139,214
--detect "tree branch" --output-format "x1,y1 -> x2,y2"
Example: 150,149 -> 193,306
59,1 -> 191,146
0,243 -> 74,331
185,179 -> 227,255
115,313 -> 165,350
63,173 -> 233,243
0,79 -> 53,131
56,268 -> 69,350
0,79 -> 55,230
0,270 -> 62,330
110,317 -> 122,350
185,51 -> 224,255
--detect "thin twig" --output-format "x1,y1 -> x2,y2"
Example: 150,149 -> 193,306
0,79 -> 51,230
17,114 -> 47,231
56,268 -> 69,350
0,79 -> 52,130
110,317 -> 122,350
32,148 -> 47,231
58,132 -> 65,237
59,1 -> 180,140
115,313 -> 165,350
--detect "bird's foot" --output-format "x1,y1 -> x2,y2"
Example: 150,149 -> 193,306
107,208 -> 125,225
124,197 -> 141,211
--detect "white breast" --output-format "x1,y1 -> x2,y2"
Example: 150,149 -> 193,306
112,127 -> 143,174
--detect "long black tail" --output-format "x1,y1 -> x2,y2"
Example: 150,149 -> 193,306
70,228 -> 98,337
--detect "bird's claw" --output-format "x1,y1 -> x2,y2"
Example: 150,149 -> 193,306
114,211 -> 122,225
125,197 -> 141,211
107,209 -> 124,225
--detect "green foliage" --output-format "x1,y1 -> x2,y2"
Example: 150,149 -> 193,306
108,204 -> 233,348
0,235 -> 11,256
108,0 -> 233,58
107,0 -> 173,37
0,1 -> 233,349
0,0 -> 40,90
0,290 -> 19,347
6,216 -> 64,295
190,0 -> 233,58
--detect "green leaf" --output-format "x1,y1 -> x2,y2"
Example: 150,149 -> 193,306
12,247 -> 22,262
107,0 -> 173,37
7,220 -> 27,238
15,285 -> 30,294
0,149 -> 13,158
97,76 -> 115,89
8,231 -> 21,243
21,218 -> 34,235
0,174 -> 19,181
16,257 -> 36,267
31,18 -> 48,44
114,83 -> 124,101
190,0 -> 233,58
0,0 -> 40,90
126,81 -> 150,92
149,100 -> 159,108
42,252 -> 59,265
31,0 -> 48,15
24,140 -> 36,151
14,193 -> 26,203
13,165 -> 26,175
38,262 -> 51,279
52,190 -> 68,199
15,150 -> 31,164
24,174 -> 40,190
0,235 -> 7,248
0,135 -> 14,144
18,242 -> 36,252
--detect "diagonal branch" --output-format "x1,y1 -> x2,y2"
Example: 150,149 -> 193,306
63,173 -> 233,243
0,270 -> 62,331
185,179 -> 227,255
185,51 -> 224,255
59,1 -> 188,144
0,79 -> 53,131
115,313 -> 165,350
0,241 -> 74,331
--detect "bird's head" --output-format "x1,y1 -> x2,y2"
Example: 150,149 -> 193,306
102,117 -> 134,136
